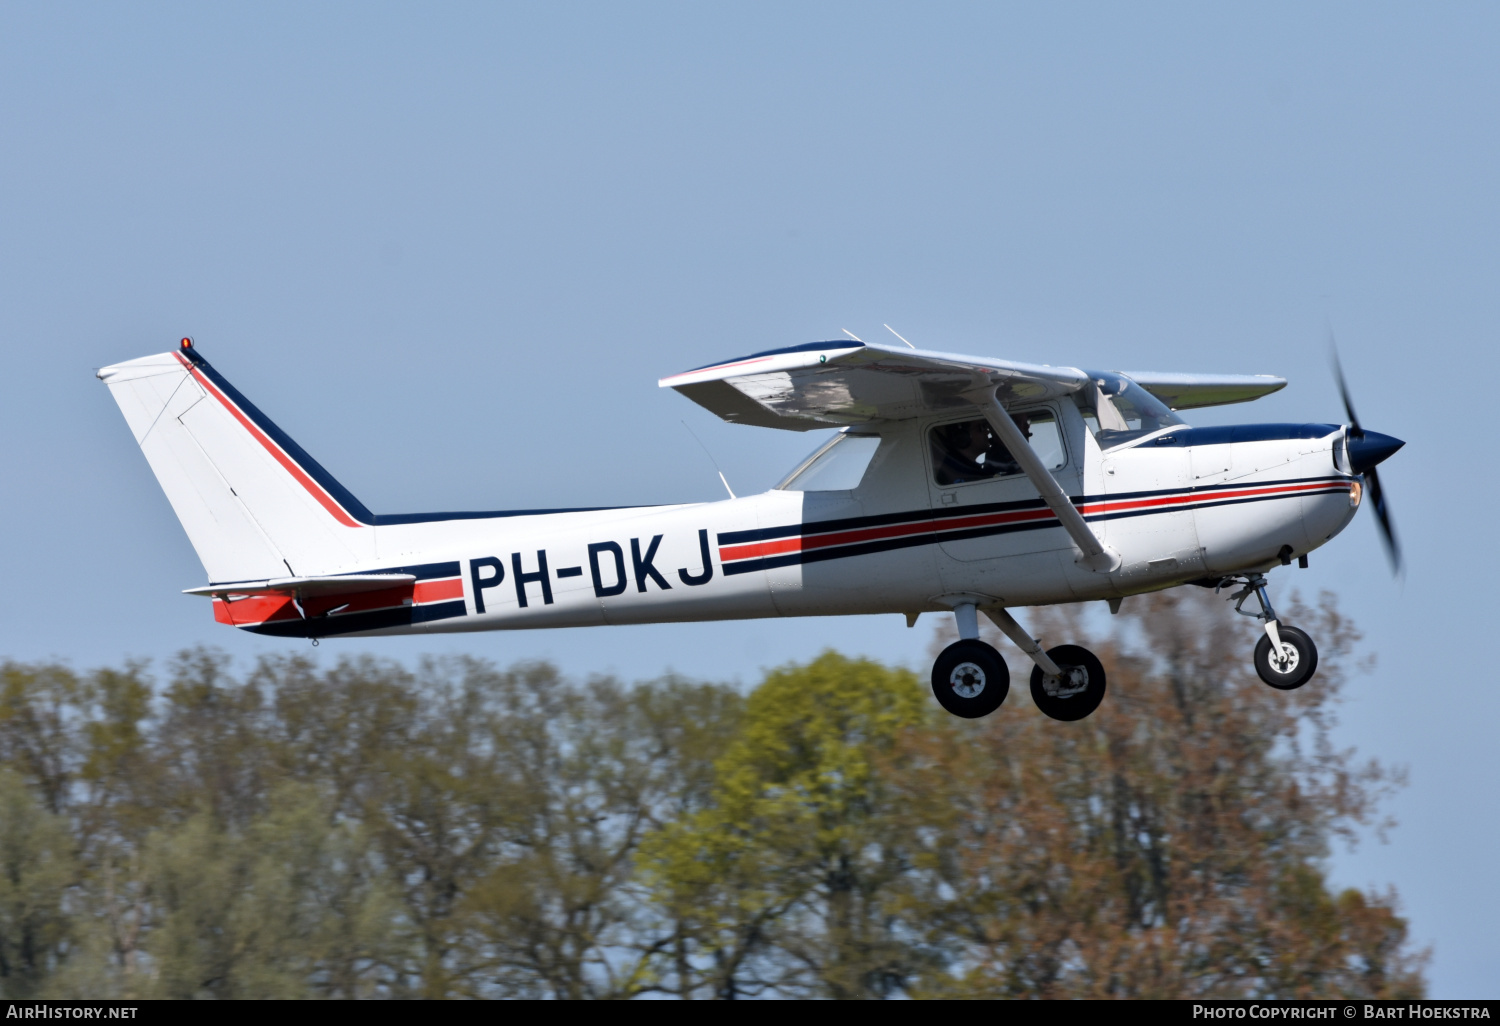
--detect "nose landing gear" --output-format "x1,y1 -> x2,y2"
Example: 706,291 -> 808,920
1221,574 -> 1320,690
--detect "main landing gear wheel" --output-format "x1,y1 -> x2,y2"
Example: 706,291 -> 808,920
931,640 -> 1010,719
1029,645 -> 1107,722
1254,625 -> 1318,690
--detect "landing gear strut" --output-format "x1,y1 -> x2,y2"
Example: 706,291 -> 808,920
929,602 -> 1108,721
1222,574 -> 1319,690
982,606 -> 1107,722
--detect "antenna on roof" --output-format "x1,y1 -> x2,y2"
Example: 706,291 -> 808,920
681,421 -> 736,500
841,329 -> 864,342
883,324 -> 916,349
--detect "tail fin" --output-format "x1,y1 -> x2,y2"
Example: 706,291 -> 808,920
98,342 -> 375,582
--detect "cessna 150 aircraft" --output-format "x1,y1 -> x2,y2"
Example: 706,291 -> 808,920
98,335 -> 1402,722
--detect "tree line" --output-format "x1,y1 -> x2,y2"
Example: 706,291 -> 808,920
0,589 -> 1426,998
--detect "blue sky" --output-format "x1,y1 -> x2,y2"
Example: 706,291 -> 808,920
2,2 -> 1496,996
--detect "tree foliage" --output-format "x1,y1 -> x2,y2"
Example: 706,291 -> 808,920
897,590 -> 1423,998
0,590 -> 1424,998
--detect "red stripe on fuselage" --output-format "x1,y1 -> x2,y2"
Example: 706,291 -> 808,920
1078,479 -> 1343,517
718,479 -> 1349,566
174,352 -> 363,528
717,506 -> 1055,563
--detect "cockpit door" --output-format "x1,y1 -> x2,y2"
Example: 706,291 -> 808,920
924,403 -> 1083,562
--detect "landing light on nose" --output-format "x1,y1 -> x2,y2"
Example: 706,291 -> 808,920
1347,430 -> 1404,475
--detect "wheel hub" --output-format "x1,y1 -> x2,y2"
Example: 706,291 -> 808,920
1271,642 -> 1300,675
1043,665 -> 1090,698
949,661 -> 987,698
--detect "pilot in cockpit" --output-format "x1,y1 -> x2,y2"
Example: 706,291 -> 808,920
932,415 -> 1033,486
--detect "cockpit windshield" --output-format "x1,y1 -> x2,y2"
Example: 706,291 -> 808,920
1077,377 -> 1186,450
777,432 -> 882,491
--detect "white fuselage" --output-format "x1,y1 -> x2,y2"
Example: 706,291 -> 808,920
223,403 -> 1357,639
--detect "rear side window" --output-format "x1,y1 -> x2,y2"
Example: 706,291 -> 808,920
930,410 -> 1064,486
778,433 -> 882,491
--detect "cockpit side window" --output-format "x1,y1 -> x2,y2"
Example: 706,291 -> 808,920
929,409 -> 1064,486
1076,379 -> 1186,450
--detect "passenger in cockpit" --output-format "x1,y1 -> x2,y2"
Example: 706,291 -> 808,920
932,416 -> 1032,485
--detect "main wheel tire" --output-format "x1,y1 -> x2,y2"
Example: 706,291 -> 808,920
1029,645 -> 1107,722
931,640 -> 1010,719
1254,625 -> 1318,690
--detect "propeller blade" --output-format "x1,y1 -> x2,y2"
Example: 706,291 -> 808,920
1330,339 -> 1364,439
1330,334 -> 1401,575
1363,465 -> 1402,575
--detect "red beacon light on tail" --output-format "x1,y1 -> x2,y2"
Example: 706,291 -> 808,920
180,337 -> 193,350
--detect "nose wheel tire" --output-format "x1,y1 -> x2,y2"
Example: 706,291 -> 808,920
931,640 -> 1010,719
1029,645 -> 1107,721
1253,625 -> 1318,690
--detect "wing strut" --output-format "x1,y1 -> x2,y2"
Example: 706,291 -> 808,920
965,387 -> 1120,573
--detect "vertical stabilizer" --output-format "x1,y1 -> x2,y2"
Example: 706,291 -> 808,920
97,344 -> 373,582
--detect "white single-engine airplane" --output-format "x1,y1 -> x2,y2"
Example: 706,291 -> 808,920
98,335 -> 1402,721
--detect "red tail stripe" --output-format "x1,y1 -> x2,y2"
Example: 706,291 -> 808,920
413,578 -> 463,603
212,575 -> 462,626
175,352 -> 363,528
213,594 -> 300,626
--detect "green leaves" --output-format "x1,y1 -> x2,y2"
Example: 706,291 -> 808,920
0,770 -> 76,999
638,652 -> 929,998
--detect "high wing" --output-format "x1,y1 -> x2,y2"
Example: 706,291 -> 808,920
659,340 -> 1091,430
661,340 -> 1288,428
1118,371 -> 1286,410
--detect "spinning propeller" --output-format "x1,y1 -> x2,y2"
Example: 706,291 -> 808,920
1331,345 -> 1404,574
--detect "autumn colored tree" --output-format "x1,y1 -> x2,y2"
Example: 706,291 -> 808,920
888,588 -> 1426,998
0,587 -> 1426,998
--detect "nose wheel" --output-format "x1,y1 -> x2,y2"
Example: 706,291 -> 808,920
1254,624 -> 1318,690
931,639 -> 1010,718
1218,574 -> 1321,691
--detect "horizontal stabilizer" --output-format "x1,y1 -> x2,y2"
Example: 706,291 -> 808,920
183,574 -> 417,599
